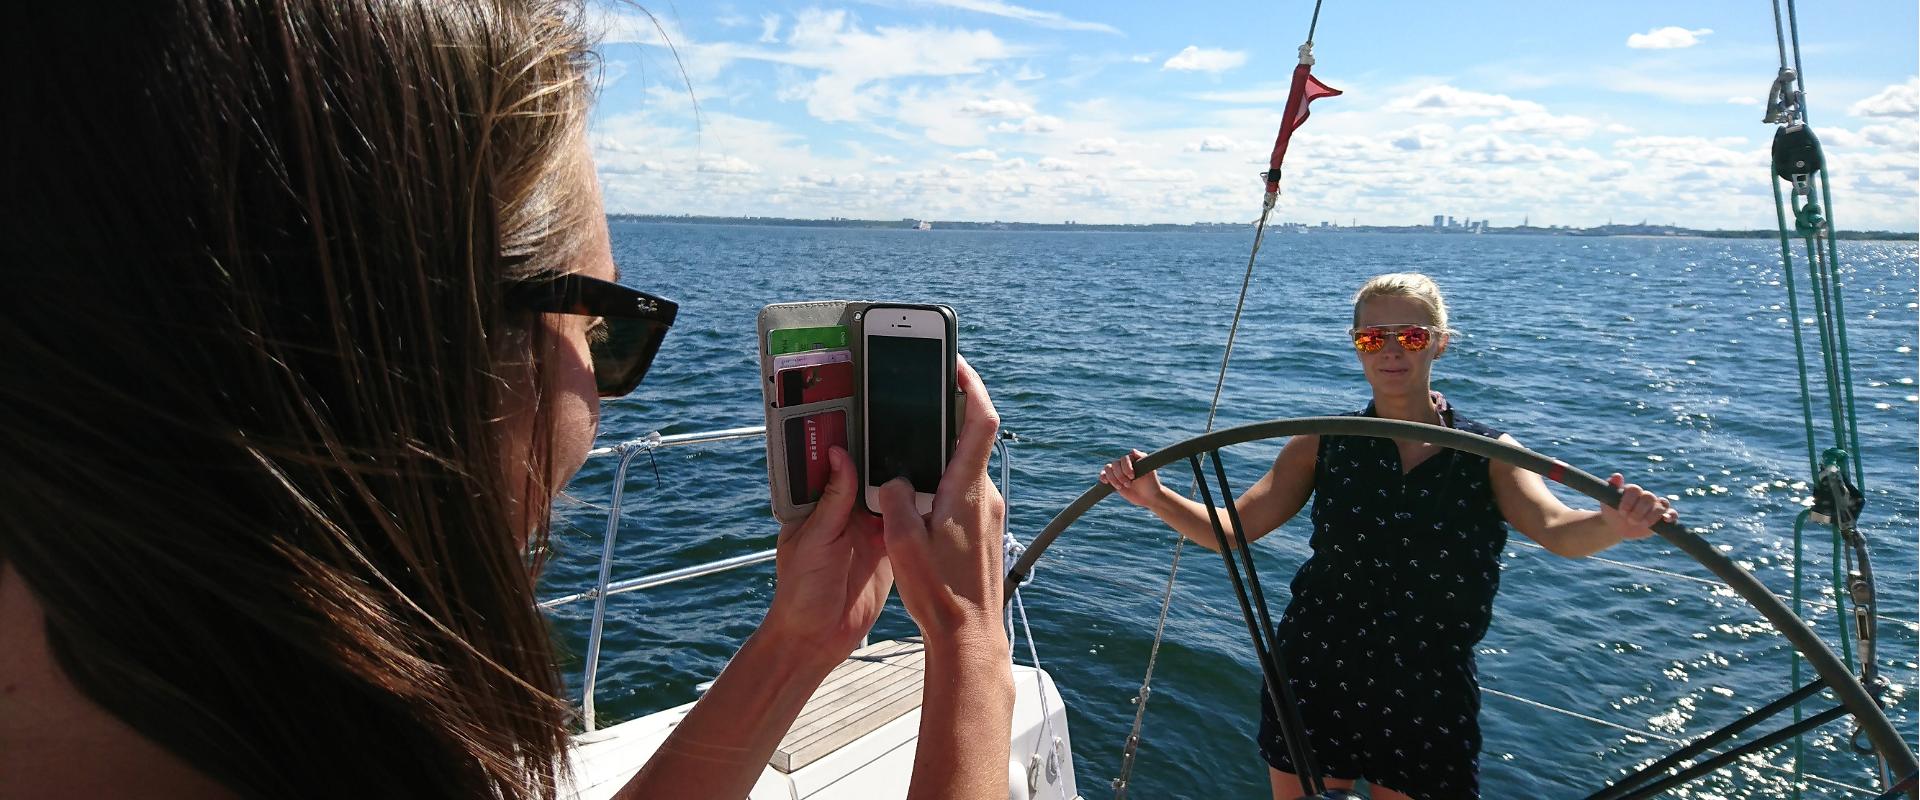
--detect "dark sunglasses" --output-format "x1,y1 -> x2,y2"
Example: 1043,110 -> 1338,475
504,273 -> 677,397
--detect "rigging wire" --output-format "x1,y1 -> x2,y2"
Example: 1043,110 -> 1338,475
1112,2 -> 1329,792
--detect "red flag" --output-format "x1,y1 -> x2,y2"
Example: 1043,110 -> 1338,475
1264,63 -> 1341,194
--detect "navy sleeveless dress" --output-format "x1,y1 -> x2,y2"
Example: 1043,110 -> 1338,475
1257,400 -> 1508,800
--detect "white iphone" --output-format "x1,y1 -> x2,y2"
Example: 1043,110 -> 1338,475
861,304 -> 956,515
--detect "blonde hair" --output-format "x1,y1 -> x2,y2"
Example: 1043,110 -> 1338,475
1351,272 -> 1450,331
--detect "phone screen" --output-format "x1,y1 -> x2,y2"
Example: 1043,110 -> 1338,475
866,334 -> 945,492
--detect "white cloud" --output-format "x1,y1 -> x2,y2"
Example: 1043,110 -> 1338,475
1193,86 -> 1297,104
1389,123 -> 1452,151
1185,135 -> 1243,152
1485,111 -> 1598,137
992,115 -> 1064,133
1013,64 -> 1046,81
1162,46 -> 1247,73
958,97 -> 1035,117
1726,96 -> 1758,106
1037,157 -> 1078,172
595,60 -> 630,91
1626,26 -> 1713,50
1116,162 -> 1197,182
754,10 -> 1017,123
871,154 -> 902,165
954,149 -> 1000,161
1129,54 -> 1155,64
1849,78 -> 1918,119
906,0 -> 1118,34
758,13 -> 781,43
699,155 -> 759,174
1074,137 -> 1121,155
1388,85 -> 1539,117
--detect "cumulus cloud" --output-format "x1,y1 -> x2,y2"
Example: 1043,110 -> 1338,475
1185,135 -> 1242,152
954,149 -> 1000,161
699,155 -> 759,174
1849,78 -> 1918,119
1626,26 -> 1713,50
1074,137 -> 1121,155
1117,163 -> 1198,182
758,13 -> 781,43
991,115 -> 1064,133
958,97 -> 1035,117
758,10 -> 1016,123
1486,111 -> 1597,137
1162,46 -> 1247,73
1037,157 -> 1077,172
1388,85 -> 1540,117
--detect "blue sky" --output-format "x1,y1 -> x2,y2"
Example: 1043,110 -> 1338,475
584,1 -> 1919,230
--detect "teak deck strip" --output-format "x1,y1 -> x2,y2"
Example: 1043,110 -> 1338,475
770,639 -> 928,773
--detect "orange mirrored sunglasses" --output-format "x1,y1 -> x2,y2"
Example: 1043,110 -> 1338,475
1350,324 -> 1435,353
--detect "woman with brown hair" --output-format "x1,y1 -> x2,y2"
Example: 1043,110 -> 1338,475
0,2 -> 1010,798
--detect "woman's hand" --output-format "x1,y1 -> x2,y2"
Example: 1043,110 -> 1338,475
763,445 -> 892,663
874,356 -> 1007,649
1099,449 -> 1164,509
1601,473 -> 1678,542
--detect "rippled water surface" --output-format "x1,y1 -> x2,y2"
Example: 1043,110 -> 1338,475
541,223 -> 1918,798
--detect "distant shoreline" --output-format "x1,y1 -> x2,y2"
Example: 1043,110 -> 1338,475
608,214 -> 1917,241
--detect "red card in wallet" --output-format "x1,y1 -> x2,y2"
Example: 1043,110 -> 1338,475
784,408 -> 847,505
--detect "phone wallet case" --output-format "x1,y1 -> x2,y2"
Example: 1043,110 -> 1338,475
758,301 -> 960,523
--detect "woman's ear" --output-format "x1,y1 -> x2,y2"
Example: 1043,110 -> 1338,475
1433,331 -> 1449,359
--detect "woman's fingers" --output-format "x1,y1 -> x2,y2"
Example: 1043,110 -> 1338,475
940,356 -> 999,495
781,446 -> 857,545
877,477 -> 930,572
1608,472 -> 1678,530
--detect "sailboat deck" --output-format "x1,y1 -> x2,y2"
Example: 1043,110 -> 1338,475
771,638 -> 928,773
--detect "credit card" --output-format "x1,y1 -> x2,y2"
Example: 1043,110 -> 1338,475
769,348 -> 852,373
768,325 -> 849,356
784,409 -> 847,505
776,361 -> 853,407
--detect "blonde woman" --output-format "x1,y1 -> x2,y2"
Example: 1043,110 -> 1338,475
1100,273 -> 1677,800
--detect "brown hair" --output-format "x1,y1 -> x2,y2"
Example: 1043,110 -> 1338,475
1,1 -> 597,796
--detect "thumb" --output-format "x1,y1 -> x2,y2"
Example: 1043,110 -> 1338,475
877,477 -> 929,571
786,447 -> 856,543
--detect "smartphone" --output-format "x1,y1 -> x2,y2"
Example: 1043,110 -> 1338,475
861,304 -> 956,515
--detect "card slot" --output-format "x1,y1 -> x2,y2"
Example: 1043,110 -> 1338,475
771,400 -> 853,508
771,396 -> 854,419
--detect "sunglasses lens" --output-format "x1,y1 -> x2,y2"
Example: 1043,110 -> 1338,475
1398,326 -> 1431,351
1352,329 -> 1386,353
588,318 -> 668,397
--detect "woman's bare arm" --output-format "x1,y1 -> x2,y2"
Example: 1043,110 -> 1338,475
1101,434 -> 1318,552
1490,434 -> 1676,558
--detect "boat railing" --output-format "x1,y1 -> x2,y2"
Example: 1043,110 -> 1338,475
538,425 -> 770,731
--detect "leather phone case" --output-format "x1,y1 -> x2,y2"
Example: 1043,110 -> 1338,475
758,301 -> 960,522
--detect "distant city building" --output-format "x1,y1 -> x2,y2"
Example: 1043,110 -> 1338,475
1433,215 -> 1444,228
1446,216 -> 1457,228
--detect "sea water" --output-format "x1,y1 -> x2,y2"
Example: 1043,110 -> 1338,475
540,222 -> 1918,798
